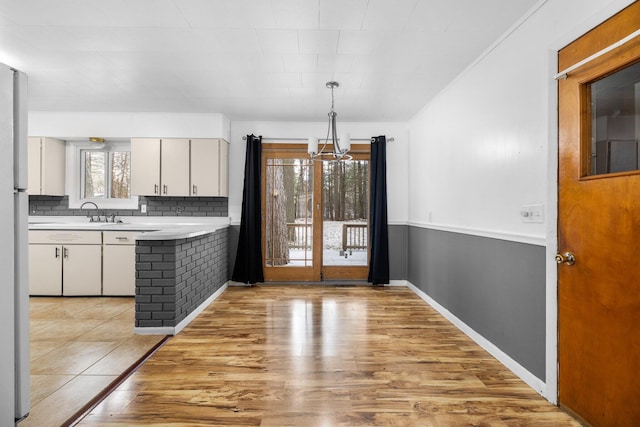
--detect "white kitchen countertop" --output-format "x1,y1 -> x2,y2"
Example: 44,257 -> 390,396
28,216 -> 231,240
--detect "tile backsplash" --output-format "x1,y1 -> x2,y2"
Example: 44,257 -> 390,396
29,195 -> 228,217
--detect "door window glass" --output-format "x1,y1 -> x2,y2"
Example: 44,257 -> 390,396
587,60 -> 640,176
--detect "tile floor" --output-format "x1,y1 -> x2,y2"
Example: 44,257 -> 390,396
20,297 -> 166,427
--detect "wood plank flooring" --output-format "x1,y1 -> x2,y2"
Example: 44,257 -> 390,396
22,297 -> 165,427
76,285 -> 580,426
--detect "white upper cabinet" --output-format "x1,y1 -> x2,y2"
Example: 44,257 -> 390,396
191,138 -> 220,196
161,138 -> 190,196
218,139 -> 229,197
131,138 -> 161,196
131,138 -> 228,197
28,137 -> 66,196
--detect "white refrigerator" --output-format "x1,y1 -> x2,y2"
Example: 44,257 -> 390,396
0,63 -> 30,424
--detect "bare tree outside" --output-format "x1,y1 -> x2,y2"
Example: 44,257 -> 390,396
265,159 -> 289,266
82,149 -> 131,200
111,151 -> 130,199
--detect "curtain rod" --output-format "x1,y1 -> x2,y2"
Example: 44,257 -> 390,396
555,28 -> 640,80
242,136 -> 394,142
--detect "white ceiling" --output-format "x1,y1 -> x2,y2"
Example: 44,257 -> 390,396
0,0 -> 539,121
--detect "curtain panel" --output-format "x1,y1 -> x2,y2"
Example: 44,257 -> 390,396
232,134 -> 264,284
368,135 -> 390,284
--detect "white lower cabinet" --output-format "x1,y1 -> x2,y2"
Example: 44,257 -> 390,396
62,245 -> 102,296
102,232 -> 137,296
29,231 -> 102,296
28,244 -> 63,295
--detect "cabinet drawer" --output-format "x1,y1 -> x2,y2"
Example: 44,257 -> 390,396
102,231 -> 138,245
29,230 -> 102,244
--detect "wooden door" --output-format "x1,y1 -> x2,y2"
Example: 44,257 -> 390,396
190,138 -> 220,196
557,3 -> 640,426
161,138 -> 190,196
262,145 -> 320,281
320,152 -> 370,281
131,138 -> 161,196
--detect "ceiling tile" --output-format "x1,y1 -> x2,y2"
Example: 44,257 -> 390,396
256,29 -> 299,54
362,0 -> 419,30
271,0 -> 320,28
298,30 -> 339,54
337,30 -> 397,55
319,0 -> 369,30
282,54 -> 318,73
317,55 -> 354,73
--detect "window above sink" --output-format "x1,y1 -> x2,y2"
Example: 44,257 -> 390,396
67,139 -> 139,210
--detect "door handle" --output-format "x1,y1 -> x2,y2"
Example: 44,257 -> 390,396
154,184 -> 159,194
63,247 -> 69,259
163,184 -> 168,195
555,252 -> 576,266
55,247 -> 60,258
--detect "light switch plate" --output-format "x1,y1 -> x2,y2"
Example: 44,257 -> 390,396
141,204 -> 147,213
521,204 -> 544,223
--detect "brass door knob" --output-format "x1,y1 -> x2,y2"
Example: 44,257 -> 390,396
555,252 -> 576,266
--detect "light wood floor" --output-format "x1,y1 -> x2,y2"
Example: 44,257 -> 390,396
77,285 -> 581,426
22,297 -> 165,427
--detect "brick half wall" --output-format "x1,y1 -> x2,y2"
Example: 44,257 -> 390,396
135,228 -> 228,328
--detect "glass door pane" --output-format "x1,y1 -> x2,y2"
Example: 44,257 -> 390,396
322,160 -> 369,267
265,158 -> 314,267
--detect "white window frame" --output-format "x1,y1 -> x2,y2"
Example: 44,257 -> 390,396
67,140 -> 139,209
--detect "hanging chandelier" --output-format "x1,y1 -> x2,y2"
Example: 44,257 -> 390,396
308,81 -> 351,162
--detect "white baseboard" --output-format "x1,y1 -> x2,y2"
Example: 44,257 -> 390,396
387,279 -> 408,287
405,281 -> 547,398
135,282 -> 229,336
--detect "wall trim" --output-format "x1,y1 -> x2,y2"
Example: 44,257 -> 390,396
135,282 -> 228,336
405,280 -> 548,399
408,221 -> 546,247
387,279 -> 408,287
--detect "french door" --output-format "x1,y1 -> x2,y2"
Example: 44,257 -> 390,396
262,143 -> 370,282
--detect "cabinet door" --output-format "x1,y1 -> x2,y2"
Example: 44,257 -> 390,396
190,138 -> 219,196
161,138 -> 190,196
219,139 -> 229,197
28,244 -> 62,295
41,137 -> 66,196
62,245 -> 102,296
102,232 -> 137,296
27,137 -> 41,195
131,138 -> 161,196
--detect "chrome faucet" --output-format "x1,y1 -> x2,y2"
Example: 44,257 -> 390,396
80,201 -> 100,222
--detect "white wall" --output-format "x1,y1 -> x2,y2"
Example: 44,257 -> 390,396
407,0 -> 634,244
28,112 -> 229,140
229,121 -> 409,225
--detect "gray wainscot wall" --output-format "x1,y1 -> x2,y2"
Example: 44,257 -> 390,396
407,226 -> 546,381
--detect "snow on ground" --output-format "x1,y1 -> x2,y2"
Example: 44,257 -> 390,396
286,220 -> 368,267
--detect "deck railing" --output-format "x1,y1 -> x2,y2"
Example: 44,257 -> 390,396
286,222 -> 368,254
342,223 -> 367,254
287,223 -> 312,249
